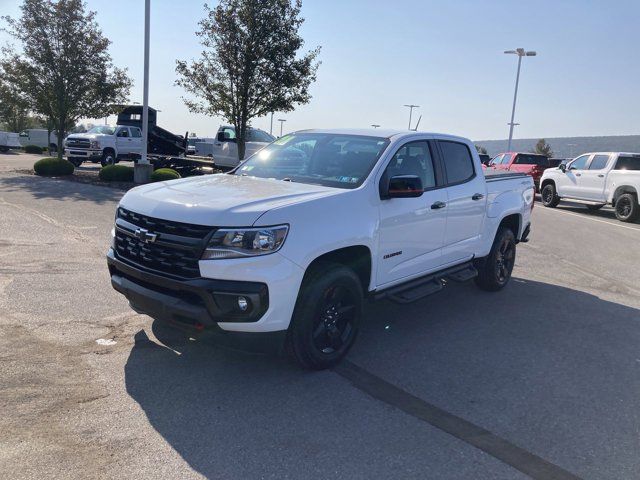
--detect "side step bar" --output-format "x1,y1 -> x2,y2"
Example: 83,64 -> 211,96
373,262 -> 478,304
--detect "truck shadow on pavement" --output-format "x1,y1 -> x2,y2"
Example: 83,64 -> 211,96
124,277 -> 640,479
0,173 -> 125,204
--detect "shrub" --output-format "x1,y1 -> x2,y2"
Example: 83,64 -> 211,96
24,144 -> 44,154
33,157 -> 75,176
151,168 -> 181,182
99,165 -> 134,182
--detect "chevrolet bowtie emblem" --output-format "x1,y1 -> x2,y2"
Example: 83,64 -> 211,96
134,228 -> 157,243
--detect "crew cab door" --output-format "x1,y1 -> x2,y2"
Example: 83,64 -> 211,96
436,140 -> 486,265
578,154 -> 611,201
128,126 -> 143,158
115,127 -> 133,156
558,154 -> 590,198
376,140 -> 447,287
213,127 -> 239,167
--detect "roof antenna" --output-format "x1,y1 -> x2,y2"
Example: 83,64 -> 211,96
412,115 -> 422,131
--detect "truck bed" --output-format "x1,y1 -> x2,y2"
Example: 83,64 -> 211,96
484,170 -> 530,182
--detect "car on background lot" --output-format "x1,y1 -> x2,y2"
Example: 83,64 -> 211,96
64,125 -> 143,167
107,129 -> 534,369
19,129 -> 59,152
488,152 -> 551,191
0,131 -> 21,152
540,152 -> 640,222
196,126 -> 275,168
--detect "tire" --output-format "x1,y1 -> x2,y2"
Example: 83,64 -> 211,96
69,158 -> 83,167
586,204 -> 604,211
287,262 -> 363,370
541,183 -> 560,208
474,227 -> 516,292
614,193 -> 639,222
101,150 -> 116,167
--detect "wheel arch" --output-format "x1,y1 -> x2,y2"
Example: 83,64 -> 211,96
540,178 -> 555,191
497,213 -> 521,239
612,185 -> 638,206
303,245 -> 372,294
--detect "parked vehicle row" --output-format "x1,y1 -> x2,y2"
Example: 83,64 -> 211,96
107,129 -> 534,369
65,125 -> 143,167
540,152 -> 640,222
485,152 -> 551,191
195,125 -> 275,168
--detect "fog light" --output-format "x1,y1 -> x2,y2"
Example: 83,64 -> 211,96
237,296 -> 249,311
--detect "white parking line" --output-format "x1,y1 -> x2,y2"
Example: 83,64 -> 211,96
537,205 -> 640,232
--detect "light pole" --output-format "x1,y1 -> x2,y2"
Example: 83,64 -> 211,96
504,48 -> 536,152
269,112 -> 274,135
403,104 -> 419,130
135,0 -> 153,183
371,124 -> 380,129
277,118 -> 286,137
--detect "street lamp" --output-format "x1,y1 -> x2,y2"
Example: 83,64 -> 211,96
504,48 -> 536,152
371,124 -> 380,129
403,104 -> 419,130
269,112 -> 274,135
134,0 -> 153,183
277,118 -> 286,137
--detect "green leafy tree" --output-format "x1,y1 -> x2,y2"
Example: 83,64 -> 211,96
534,138 -> 553,157
176,0 -> 320,160
1,0 -> 131,158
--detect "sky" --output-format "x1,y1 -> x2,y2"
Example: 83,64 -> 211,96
1,0 -> 639,141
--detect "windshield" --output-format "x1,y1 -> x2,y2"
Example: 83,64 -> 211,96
233,133 -> 390,189
247,129 -> 275,143
87,126 -> 116,135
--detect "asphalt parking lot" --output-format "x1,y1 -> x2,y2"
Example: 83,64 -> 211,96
1,152 -> 639,479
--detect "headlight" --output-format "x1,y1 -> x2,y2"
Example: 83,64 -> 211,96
202,225 -> 288,260
90,140 -> 100,149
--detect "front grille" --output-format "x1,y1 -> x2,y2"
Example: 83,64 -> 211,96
114,208 -> 214,278
65,138 -> 90,148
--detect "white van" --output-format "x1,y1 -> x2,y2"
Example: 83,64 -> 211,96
0,132 -> 22,152
19,129 -> 59,152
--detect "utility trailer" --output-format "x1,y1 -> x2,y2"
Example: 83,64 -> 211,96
146,153 -> 221,176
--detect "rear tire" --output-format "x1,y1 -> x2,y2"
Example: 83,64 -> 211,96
541,183 -> 560,208
287,262 -> 363,370
615,193 -> 639,222
475,227 -> 516,292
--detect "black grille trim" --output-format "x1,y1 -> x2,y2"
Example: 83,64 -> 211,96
114,208 -> 215,279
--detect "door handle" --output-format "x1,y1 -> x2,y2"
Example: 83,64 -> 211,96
472,193 -> 484,200
215,142 -> 222,146
431,201 -> 446,210
598,174 -> 604,178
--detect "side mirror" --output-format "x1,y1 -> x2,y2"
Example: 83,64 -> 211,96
559,163 -> 566,172
217,131 -> 226,142
383,175 -> 423,199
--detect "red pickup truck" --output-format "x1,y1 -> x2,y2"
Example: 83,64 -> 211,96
486,152 -> 550,191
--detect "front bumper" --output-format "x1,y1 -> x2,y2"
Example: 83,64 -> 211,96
107,247 -> 304,344
65,148 -> 102,159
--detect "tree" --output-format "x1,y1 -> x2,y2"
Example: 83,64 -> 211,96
176,0 -> 320,160
475,145 -> 488,155
534,138 -> 553,157
1,0 -> 131,159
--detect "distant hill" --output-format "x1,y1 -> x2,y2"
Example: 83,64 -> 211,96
474,135 -> 640,158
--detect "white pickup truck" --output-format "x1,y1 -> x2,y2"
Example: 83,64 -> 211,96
107,129 -> 534,369
540,152 -> 640,222
64,125 -> 143,167
196,125 -> 275,168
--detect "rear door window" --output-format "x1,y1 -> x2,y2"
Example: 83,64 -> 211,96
439,141 -> 475,184
514,154 -> 549,166
130,127 -> 142,138
588,154 -> 610,170
614,156 -> 640,170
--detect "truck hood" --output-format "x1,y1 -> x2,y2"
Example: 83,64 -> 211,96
119,174 -> 343,226
66,133 -> 110,141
